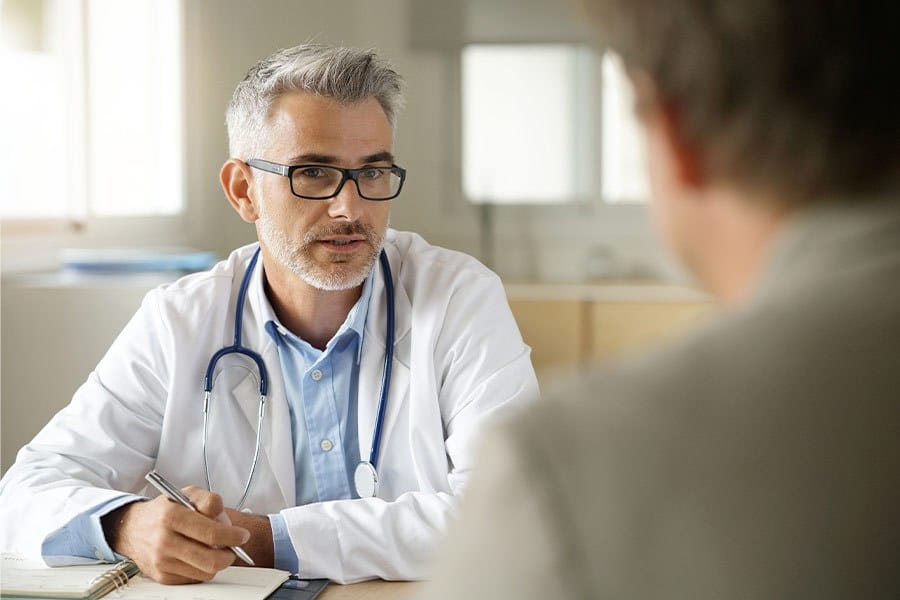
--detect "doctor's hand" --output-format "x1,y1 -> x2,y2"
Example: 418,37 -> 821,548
101,486 -> 251,584
222,507 -> 275,568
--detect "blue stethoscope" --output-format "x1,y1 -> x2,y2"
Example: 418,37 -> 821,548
202,246 -> 395,507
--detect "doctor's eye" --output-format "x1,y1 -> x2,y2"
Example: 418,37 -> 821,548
296,167 -> 329,179
358,168 -> 386,181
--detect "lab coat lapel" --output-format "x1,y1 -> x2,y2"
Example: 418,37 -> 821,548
260,342 -> 296,507
358,244 -> 412,470
229,341 -> 295,510
230,253 -> 297,510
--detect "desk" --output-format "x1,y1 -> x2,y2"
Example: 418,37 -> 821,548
319,580 -> 417,599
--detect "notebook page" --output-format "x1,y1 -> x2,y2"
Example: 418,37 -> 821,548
0,554 -> 134,599
121,566 -> 289,600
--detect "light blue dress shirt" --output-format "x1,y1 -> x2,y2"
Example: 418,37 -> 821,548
264,269 -> 372,573
42,265 -> 374,577
41,495 -> 136,565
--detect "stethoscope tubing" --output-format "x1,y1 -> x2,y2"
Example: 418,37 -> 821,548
203,248 -> 269,396
368,250 -> 395,470
202,245 -> 394,505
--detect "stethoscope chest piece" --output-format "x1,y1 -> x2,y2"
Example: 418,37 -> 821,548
354,461 -> 379,498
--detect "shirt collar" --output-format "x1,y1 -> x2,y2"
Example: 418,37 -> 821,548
253,250 -> 375,364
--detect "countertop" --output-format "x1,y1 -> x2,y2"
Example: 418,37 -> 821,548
504,281 -> 710,303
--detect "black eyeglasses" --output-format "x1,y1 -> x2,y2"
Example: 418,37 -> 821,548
246,158 -> 406,201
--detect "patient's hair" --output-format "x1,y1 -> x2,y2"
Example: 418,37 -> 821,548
584,0 -> 900,202
226,43 -> 405,160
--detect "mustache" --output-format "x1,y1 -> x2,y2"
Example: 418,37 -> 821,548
302,222 -> 382,245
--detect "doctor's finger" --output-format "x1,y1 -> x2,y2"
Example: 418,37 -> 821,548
169,507 -> 251,549
149,541 -> 236,584
169,534 -> 237,579
181,485 -> 225,519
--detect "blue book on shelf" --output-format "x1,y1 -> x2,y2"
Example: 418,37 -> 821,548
60,248 -> 217,273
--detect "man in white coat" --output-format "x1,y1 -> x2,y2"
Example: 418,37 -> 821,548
0,44 -> 538,584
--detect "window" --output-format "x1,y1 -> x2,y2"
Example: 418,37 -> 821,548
0,0 -> 183,223
462,44 -> 592,204
600,52 -> 650,203
461,43 -> 648,205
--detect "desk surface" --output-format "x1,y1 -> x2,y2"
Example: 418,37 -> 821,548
319,580 -> 417,600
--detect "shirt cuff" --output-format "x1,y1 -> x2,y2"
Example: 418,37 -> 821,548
41,494 -> 144,566
268,513 -> 300,575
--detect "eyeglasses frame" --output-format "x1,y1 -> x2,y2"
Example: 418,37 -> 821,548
245,158 -> 406,201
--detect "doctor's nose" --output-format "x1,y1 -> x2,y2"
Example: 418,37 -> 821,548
327,179 -> 365,221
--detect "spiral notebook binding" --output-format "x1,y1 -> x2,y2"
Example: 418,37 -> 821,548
87,559 -> 140,597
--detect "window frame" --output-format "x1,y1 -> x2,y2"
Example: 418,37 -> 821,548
0,0 -> 188,273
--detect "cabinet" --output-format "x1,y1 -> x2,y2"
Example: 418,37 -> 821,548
506,283 -> 715,377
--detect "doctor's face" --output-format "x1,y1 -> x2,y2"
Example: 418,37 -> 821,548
251,92 -> 393,291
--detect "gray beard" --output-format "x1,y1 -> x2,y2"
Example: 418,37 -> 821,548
257,210 -> 385,291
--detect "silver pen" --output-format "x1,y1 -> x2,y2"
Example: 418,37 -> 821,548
145,470 -> 255,566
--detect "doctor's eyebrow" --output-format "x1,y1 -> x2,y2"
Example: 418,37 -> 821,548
285,153 -> 338,164
285,151 -> 395,166
360,151 -> 395,165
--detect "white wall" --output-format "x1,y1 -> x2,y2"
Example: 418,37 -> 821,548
1,274 -> 173,472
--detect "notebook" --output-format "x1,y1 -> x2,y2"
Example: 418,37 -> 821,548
0,554 -> 290,600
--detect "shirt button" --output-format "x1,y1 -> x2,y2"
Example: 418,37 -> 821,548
320,439 -> 334,452
94,549 -> 103,560
311,369 -> 323,381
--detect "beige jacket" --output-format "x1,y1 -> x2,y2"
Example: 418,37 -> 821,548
426,198 -> 900,599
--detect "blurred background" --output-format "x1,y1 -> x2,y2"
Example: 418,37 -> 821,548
0,0 -> 713,473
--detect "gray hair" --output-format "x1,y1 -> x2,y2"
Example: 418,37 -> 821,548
226,43 -> 405,159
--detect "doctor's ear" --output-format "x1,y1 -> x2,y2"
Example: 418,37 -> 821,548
220,159 -> 260,223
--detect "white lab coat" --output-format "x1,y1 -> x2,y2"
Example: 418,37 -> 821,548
0,230 -> 539,583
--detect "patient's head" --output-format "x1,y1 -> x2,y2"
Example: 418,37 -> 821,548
584,0 -> 900,204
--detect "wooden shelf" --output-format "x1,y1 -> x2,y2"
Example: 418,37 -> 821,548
505,283 -> 715,375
